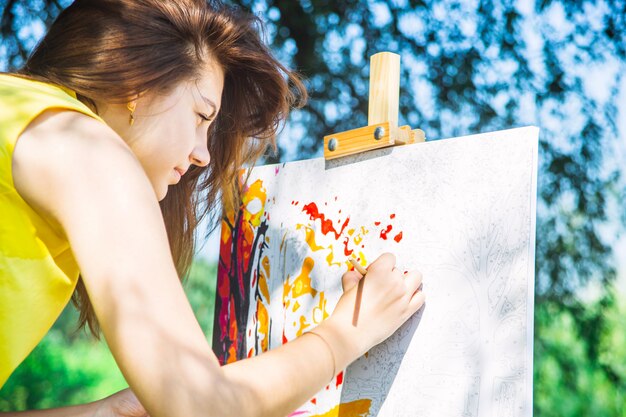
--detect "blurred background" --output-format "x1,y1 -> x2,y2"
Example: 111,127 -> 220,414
1,0 -> 625,415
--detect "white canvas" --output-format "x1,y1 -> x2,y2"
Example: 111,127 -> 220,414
213,126 -> 538,417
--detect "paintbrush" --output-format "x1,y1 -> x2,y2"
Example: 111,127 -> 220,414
349,257 -> 367,326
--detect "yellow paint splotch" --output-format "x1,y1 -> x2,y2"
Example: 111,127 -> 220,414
312,292 -> 329,324
241,179 -> 267,227
309,399 -> 372,417
296,315 -> 310,336
297,224 -> 326,252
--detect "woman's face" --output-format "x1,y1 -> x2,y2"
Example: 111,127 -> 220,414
95,60 -> 224,201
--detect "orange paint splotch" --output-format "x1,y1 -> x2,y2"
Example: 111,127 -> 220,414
256,299 -> 270,352
262,255 -> 271,277
291,257 -> 318,298
258,273 -> 270,301
309,399 -> 372,417
297,224 -> 325,252
227,296 -> 238,364
220,219 -> 232,244
393,231 -> 403,242
283,276 -> 292,308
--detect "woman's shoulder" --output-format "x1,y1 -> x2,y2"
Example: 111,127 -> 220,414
12,109 -> 141,234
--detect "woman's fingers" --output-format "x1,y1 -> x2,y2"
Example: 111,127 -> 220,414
408,290 -> 426,312
342,270 -> 363,292
368,252 -> 396,273
403,270 -> 423,295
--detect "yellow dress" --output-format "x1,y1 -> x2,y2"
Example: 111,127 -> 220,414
0,73 -> 104,387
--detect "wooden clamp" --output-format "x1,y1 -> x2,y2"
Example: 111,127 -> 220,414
323,52 -> 426,160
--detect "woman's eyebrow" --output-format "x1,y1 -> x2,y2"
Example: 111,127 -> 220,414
199,93 -> 218,116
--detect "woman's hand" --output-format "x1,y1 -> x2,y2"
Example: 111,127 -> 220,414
327,253 -> 425,358
94,389 -> 149,417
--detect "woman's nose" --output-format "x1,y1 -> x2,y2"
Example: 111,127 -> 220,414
190,140 -> 210,167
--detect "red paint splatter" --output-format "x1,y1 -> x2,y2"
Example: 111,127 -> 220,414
390,213 -> 396,219
311,398 -> 317,405
380,224 -> 393,240
374,221 -> 381,226
394,231 -> 403,242
336,371 -> 344,387
343,236 -> 353,256
302,202 -> 350,239
282,332 -> 288,344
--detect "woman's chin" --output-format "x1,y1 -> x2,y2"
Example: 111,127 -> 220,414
157,185 -> 169,202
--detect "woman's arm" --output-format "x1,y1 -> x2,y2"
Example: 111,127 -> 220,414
13,110 -> 424,417
0,403 -> 98,417
1,388 -> 148,417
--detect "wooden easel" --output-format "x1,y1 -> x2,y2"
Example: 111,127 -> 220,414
323,52 -> 425,160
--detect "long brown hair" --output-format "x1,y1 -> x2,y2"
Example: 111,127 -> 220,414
19,0 -> 306,336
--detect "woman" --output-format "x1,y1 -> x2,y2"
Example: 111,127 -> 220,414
0,0 -> 426,416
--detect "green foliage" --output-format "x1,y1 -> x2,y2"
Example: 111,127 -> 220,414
184,258 -> 218,341
534,292 -> 626,416
0,258 -> 217,410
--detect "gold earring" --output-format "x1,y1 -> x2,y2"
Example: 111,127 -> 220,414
127,101 -> 137,126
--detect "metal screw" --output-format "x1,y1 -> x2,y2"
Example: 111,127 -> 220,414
374,126 -> 385,140
328,137 -> 338,151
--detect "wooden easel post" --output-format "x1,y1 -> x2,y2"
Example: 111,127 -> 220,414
368,52 -> 400,138
323,51 -> 425,160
